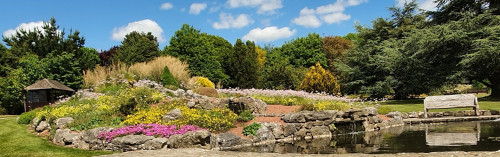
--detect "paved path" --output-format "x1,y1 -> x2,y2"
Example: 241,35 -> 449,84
98,148 -> 500,157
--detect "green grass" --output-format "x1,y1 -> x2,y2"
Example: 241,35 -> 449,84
0,116 -> 114,157
375,94 -> 500,114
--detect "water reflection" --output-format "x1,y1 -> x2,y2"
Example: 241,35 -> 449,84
233,121 -> 500,154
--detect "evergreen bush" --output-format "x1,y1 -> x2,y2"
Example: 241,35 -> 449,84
161,66 -> 179,88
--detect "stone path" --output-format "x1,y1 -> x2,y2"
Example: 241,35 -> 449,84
97,148 -> 500,157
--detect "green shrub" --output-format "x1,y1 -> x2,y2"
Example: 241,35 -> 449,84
0,107 -> 7,115
17,108 -> 41,124
160,66 -> 179,88
67,112 -> 124,131
243,122 -> 261,136
377,105 -> 394,114
236,110 -> 254,122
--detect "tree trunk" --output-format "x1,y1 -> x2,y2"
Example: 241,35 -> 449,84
489,76 -> 500,98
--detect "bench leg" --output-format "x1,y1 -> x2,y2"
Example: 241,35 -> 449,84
424,109 -> 428,118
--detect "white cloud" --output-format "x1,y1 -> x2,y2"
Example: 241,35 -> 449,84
209,6 -> 220,13
226,0 -> 282,14
160,2 -> 173,10
213,13 -> 254,29
189,3 -> 207,15
242,26 -> 296,42
3,21 -> 45,38
111,19 -> 165,42
292,7 -> 322,28
395,0 -> 437,11
321,12 -> 351,24
292,0 -> 366,28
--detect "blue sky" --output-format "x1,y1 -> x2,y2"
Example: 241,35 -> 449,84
0,0 -> 437,51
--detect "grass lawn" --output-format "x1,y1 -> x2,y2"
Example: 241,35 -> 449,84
377,93 -> 500,114
0,115 -> 114,157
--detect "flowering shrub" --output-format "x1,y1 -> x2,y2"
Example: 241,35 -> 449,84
123,101 -> 237,132
299,62 -> 341,95
98,124 -> 205,142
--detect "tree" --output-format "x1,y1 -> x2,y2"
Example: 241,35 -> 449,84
299,62 -> 341,95
227,39 -> 259,88
116,31 -> 160,65
3,18 -> 85,59
99,46 -> 119,66
322,36 -> 352,74
78,47 -> 100,70
0,43 -> 16,77
161,66 -> 179,88
337,1 -> 423,98
280,33 -> 326,68
165,24 -> 230,84
260,48 -> 307,90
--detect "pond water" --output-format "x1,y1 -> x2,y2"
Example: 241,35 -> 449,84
231,120 -> 500,154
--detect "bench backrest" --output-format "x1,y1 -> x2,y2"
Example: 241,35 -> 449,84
424,94 -> 477,109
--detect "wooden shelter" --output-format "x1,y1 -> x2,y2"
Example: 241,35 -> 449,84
24,79 -> 74,112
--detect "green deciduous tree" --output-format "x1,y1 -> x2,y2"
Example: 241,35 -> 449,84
116,31 -> 160,65
165,24 -> 230,84
79,47 -> 100,70
322,36 -> 352,74
280,33 -> 326,68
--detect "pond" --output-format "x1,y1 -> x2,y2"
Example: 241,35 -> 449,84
231,120 -> 500,154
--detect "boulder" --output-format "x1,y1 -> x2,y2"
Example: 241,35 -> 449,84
283,123 -> 299,136
282,113 -> 306,123
32,117 -> 40,128
83,127 -> 112,150
294,128 -> 308,139
230,97 -> 267,114
310,126 -> 332,138
490,110 -> 500,115
174,89 -> 186,98
187,99 -> 196,108
408,112 -> 418,118
144,138 -> 168,150
386,111 -> 408,119
36,121 -> 50,132
112,135 -> 154,146
167,130 -> 211,149
54,129 -> 71,145
255,124 -> 275,142
55,117 -> 74,129
362,107 -> 378,116
162,108 -> 182,123
216,132 -> 241,148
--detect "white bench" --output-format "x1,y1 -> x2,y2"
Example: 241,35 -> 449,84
424,94 -> 479,118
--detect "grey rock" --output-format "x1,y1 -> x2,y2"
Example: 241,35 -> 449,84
63,132 -> 83,144
174,89 -> 185,97
310,126 -> 332,138
55,117 -> 74,129
483,110 -> 492,116
443,111 -> 454,116
386,111 -> 409,119
144,138 -> 168,150
362,107 -> 378,116
54,129 -> 71,145
112,135 -> 154,145
255,124 -> 275,142
162,108 -> 182,122
216,132 -> 241,148
294,128 -> 308,139
83,127 -> 112,150
230,97 -> 267,114
261,123 -> 283,139
167,130 -> 211,149
36,121 -> 50,132
187,99 -> 196,108
281,113 -> 305,123
186,90 -> 194,97
408,112 -> 418,118
32,117 -> 40,128
283,123 -> 298,136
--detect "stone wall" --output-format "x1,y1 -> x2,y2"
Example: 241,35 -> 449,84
214,107 -> 404,150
